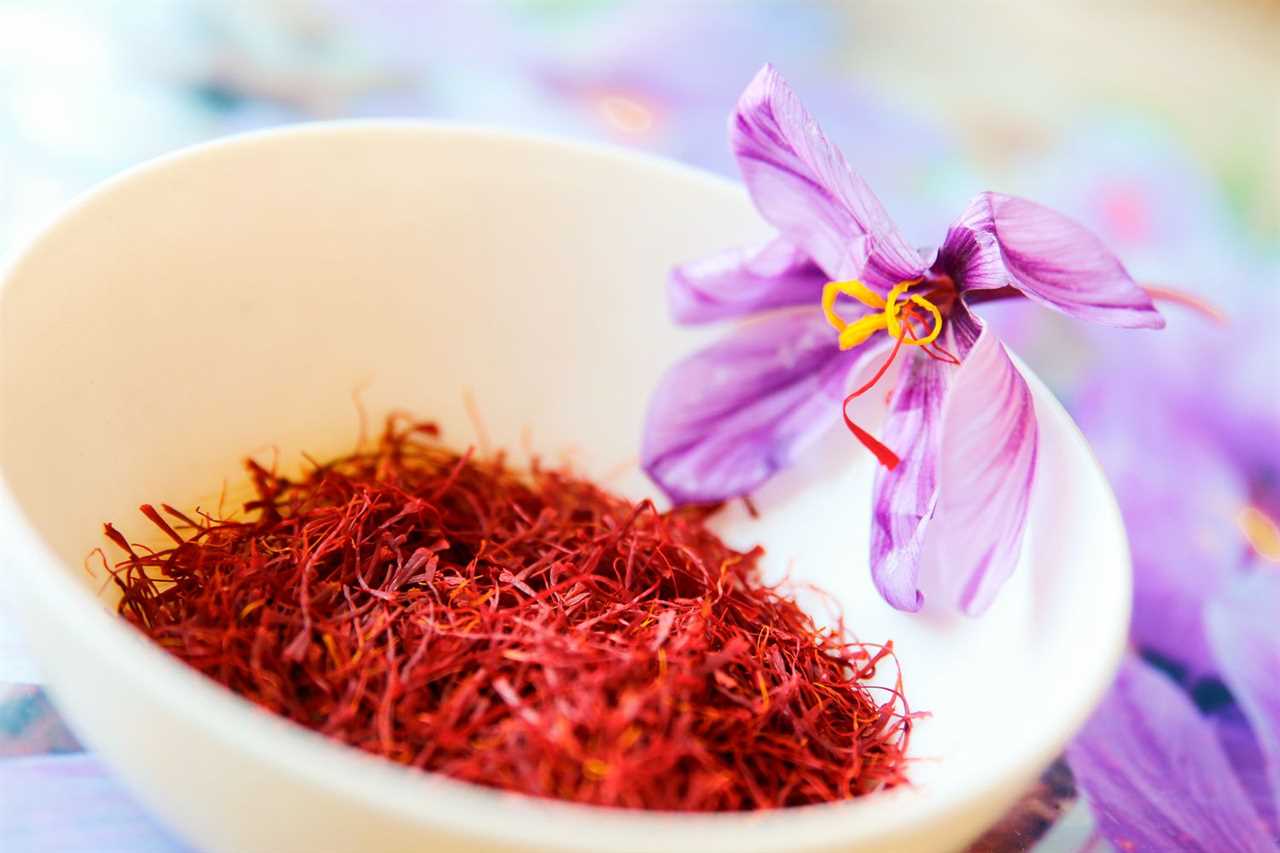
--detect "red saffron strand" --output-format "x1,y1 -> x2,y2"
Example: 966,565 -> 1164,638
850,332 -> 907,400
102,414 -> 914,811
921,341 -> 962,365
838,301 -> 966,469
841,415 -> 901,470
138,504 -> 184,545
841,329 -> 907,470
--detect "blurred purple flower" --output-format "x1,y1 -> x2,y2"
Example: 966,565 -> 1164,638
1053,146 -> 1280,846
1069,557 -> 1280,849
1075,308 -> 1280,676
1068,646 -> 1279,852
642,66 -> 1163,615
1209,572 -> 1280,831
1071,320 -> 1280,846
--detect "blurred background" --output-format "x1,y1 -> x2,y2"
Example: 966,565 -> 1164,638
1,2 -> 1277,851
1,0 -> 1277,253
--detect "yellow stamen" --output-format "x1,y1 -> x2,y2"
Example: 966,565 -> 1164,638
837,314 -> 889,350
896,295 -> 943,346
1238,505 -> 1280,563
884,281 -> 944,346
882,280 -> 917,336
823,279 -> 885,332
823,277 -> 943,350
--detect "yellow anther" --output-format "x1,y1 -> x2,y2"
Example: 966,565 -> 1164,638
882,281 -> 919,340
896,295 -> 943,346
824,277 -> 943,350
837,314 -> 888,350
830,279 -> 887,310
1238,505 -> 1280,563
823,279 -> 886,332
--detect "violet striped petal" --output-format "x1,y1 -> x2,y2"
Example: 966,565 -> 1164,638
669,236 -> 827,324
868,351 -> 949,612
1067,656 -> 1278,853
1214,707 -> 1280,838
642,309 -> 874,504
0,753 -> 191,851
869,310 -> 1034,614
1206,571 -> 1280,826
731,65 -> 926,289
931,316 -> 1038,614
934,212 -> 1007,291
955,191 -> 1165,329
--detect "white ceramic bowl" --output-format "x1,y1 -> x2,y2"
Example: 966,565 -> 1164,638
0,124 -> 1129,853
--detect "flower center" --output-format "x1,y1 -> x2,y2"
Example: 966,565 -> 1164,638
820,277 -> 961,470
822,277 -> 956,350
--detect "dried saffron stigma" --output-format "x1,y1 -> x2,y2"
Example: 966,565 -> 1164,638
102,414 -> 915,811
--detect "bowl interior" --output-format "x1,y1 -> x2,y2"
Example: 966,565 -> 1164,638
0,125 -> 1129,852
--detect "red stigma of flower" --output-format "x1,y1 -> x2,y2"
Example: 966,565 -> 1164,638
842,332 -> 907,470
832,283 -> 962,471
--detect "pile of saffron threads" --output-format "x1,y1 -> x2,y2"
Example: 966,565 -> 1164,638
102,415 -> 914,811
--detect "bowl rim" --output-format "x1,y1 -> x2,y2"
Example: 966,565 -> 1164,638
0,120 -> 1132,852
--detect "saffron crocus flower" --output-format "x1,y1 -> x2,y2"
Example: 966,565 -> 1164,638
641,65 -> 1164,614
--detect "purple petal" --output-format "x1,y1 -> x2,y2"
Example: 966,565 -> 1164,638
1070,329 -> 1256,677
669,236 -> 827,324
1067,656 -> 1277,853
868,352 -> 948,612
931,316 -> 1038,614
642,309 -> 873,504
953,191 -> 1165,329
869,310 -> 1035,615
0,753 -> 191,851
934,211 -> 1007,291
1213,706 -> 1279,838
731,65 -> 926,289
1206,571 -> 1280,826
1118,428 -> 1245,677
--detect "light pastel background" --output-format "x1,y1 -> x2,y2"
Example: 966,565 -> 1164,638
2,2 -> 1277,851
